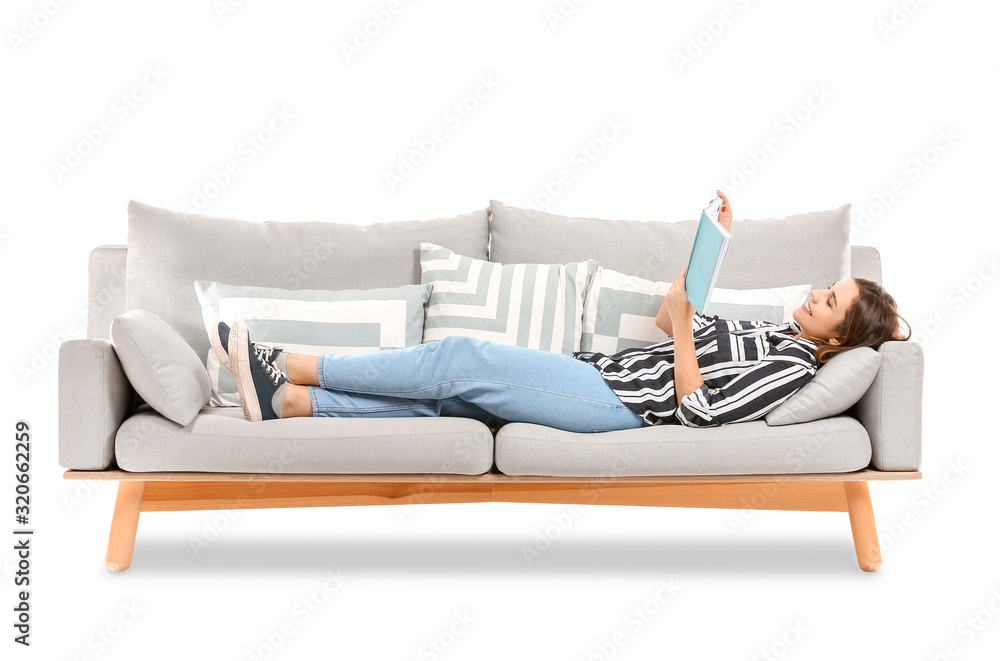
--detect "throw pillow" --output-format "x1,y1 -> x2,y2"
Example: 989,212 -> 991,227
194,280 -> 433,407
765,347 -> 882,426
580,265 -> 812,354
109,309 -> 212,426
419,242 -> 598,354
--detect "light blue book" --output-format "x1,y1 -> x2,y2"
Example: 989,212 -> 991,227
684,196 -> 733,314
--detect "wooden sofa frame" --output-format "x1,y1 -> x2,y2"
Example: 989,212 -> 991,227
64,467 -> 921,573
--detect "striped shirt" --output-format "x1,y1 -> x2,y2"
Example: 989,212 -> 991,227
572,312 -> 819,428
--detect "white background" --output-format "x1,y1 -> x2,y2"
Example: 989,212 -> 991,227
2,0 -> 999,658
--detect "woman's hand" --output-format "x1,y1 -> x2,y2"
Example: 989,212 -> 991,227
715,189 -> 733,233
666,265 -> 696,323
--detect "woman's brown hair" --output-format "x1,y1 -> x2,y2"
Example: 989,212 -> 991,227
813,277 -> 911,366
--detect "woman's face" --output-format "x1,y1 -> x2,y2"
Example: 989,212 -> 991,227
792,279 -> 860,344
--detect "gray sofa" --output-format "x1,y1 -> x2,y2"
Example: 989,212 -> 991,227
60,200 -> 924,573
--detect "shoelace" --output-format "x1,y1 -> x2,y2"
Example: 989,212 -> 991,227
253,345 -> 283,386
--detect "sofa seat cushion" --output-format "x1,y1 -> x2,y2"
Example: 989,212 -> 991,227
494,415 -> 871,477
115,405 -> 494,474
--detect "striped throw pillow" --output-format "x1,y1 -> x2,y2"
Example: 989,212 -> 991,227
581,266 -> 812,354
419,242 -> 599,354
193,280 -> 432,407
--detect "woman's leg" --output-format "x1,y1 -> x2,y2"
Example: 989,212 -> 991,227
284,336 -> 645,433
281,380 -> 507,429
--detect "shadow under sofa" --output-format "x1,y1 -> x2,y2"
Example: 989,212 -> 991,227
59,201 -> 924,573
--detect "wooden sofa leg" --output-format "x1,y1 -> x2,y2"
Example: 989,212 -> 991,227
105,481 -> 145,572
844,481 -> 882,572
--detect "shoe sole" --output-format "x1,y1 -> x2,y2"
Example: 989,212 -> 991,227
231,322 -> 263,423
209,324 -> 234,372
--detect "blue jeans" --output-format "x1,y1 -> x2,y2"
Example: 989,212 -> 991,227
306,335 -> 646,433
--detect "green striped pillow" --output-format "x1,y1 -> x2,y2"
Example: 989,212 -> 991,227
581,266 -> 812,354
419,242 -> 599,354
193,280 -> 432,407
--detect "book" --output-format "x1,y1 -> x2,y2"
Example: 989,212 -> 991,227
683,196 -> 733,314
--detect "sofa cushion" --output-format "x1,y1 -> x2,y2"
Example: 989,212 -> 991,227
125,200 -> 489,368
419,242 -> 598,354
494,415 -> 871,476
109,309 -> 212,426
488,200 -> 852,290
115,405 -> 495,474
581,264 -> 812,354
766,347 -> 882,426
193,280 -> 433,407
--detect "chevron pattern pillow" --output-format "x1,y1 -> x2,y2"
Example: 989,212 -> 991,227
581,265 -> 812,354
194,280 -> 433,407
419,242 -> 599,354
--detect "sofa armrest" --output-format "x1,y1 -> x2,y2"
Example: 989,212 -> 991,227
59,340 -> 136,470
848,341 -> 924,471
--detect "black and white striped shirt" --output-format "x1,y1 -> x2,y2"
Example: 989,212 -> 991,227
572,312 -> 819,428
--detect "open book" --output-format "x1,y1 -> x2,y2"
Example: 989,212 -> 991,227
683,196 -> 733,314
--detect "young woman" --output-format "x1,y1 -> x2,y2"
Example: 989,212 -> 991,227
214,191 -> 911,432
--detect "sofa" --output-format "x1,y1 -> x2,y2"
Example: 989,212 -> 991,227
59,199 -> 924,573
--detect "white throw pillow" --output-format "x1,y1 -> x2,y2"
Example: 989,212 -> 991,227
580,265 -> 812,354
194,280 -> 432,407
419,242 -> 598,354
765,347 -> 882,425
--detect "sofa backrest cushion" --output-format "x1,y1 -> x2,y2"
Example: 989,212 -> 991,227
488,200 -> 853,290
125,200 -> 489,365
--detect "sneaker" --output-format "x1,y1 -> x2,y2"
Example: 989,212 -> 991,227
230,321 -> 288,422
212,320 -> 292,380
209,321 -> 235,372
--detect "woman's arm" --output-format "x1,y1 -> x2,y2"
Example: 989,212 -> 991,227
655,284 -> 678,336
672,316 -> 704,406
